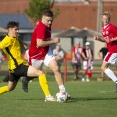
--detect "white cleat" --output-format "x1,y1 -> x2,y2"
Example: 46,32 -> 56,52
82,78 -> 85,82
22,77 -> 28,93
45,96 -> 56,102
86,78 -> 90,82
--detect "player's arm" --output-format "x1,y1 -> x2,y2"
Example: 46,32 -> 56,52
36,38 -> 60,47
56,51 -> 64,60
18,39 -> 28,49
71,47 -> 76,60
81,52 -> 87,60
90,54 -> 93,61
24,51 -> 28,61
90,49 -> 93,61
0,51 -> 5,60
98,51 -> 103,60
94,35 -> 105,42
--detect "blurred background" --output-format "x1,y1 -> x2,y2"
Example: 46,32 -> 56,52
0,0 -> 117,81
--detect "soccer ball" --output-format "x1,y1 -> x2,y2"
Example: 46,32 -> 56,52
56,92 -> 68,103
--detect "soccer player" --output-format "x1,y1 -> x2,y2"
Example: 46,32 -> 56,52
0,21 -> 54,97
22,48 -> 56,101
94,11 -> 117,91
22,10 -> 69,99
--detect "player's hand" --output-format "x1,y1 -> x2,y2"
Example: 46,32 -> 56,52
105,38 -> 111,43
84,58 -> 88,60
53,38 -> 60,43
94,35 -> 99,40
24,44 -> 28,50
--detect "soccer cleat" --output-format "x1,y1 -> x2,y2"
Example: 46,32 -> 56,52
82,78 -> 85,82
45,96 -> 56,102
68,94 -> 71,99
22,77 -> 28,93
86,78 -> 90,82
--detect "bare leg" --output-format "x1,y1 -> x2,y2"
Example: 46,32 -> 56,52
48,59 -> 63,86
101,62 -> 117,82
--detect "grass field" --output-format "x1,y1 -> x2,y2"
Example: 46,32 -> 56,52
0,80 -> 117,117
0,61 -> 117,117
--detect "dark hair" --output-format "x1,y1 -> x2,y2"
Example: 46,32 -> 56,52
7,21 -> 19,29
43,10 -> 54,17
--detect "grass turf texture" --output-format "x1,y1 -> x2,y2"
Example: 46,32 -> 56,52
0,61 -> 117,117
0,81 -> 117,117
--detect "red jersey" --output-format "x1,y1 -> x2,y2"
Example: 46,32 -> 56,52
101,23 -> 117,53
29,20 -> 51,60
72,46 -> 83,62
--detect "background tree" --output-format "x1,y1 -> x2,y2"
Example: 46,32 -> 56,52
25,0 -> 60,22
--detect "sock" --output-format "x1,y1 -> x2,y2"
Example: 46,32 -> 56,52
104,68 -> 117,82
0,86 -> 9,94
59,85 -> 66,93
38,74 -> 51,97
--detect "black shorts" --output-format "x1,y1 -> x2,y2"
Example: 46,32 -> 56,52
9,64 -> 29,82
71,62 -> 81,70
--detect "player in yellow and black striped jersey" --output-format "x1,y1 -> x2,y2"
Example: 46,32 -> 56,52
0,21 -> 52,98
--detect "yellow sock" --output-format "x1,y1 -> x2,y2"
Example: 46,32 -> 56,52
38,74 -> 51,96
0,86 -> 9,94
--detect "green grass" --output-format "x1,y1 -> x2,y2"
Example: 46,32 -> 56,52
0,61 -> 117,117
0,81 -> 117,117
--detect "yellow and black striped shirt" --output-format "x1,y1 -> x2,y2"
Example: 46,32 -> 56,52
0,35 -> 27,70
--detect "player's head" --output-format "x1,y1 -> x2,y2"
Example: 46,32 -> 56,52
42,10 -> 54,28
102,11 -> 111,26
7,21 -> 19,37
76,42 -> 80,47
56,45 -> 61,51
85,42 -> 90,49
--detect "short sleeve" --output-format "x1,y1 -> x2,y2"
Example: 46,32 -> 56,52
36,26 -> 46,40
0,36 -> 13,49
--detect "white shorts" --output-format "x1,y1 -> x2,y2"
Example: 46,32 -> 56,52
30,47 -> 55,69
104,52 -> 117,65
83,61 -> 93,70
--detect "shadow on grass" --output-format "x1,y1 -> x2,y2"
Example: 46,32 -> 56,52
67,97 -> 117,103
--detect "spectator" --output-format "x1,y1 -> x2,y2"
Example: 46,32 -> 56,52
53,45 -> 65,67
82,42 -> 93,82
0,50 -> 5,69
98,44 -> 110,80
71,42 -> 87,81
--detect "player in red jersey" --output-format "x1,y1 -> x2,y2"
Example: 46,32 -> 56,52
94,11 -> 117,91
22,10 -> 69,100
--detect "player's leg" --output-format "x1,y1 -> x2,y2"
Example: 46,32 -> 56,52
101,53 -> 117,82
101,70 -> 105,80
102,53 -> 117,91
44,48 -> 69,100
0,74 -> 18,94
72,63 -> 78,81
22,65 -> 56,101
101,61 -> 117,82
82,61 -> 87,82
77,62 -> 81,80
30,60 -> 56,101
48,59 -> 68,93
